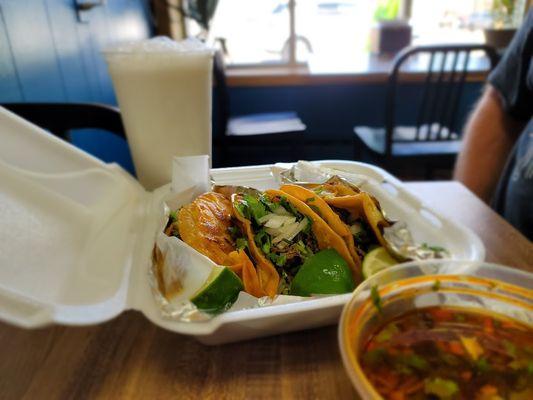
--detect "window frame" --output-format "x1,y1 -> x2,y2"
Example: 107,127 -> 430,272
217,0 -> 413,70
214,0 -> 529,76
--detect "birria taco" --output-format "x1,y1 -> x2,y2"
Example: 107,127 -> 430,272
165,192 -> 279,298
280,177 -> 392,260
229,189 -> 359,291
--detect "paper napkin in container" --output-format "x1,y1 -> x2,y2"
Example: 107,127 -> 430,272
171,155 -> 210,196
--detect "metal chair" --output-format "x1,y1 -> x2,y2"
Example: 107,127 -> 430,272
1,103 -> 126,141
354,44 -> 499,179
213,52 -> 306,167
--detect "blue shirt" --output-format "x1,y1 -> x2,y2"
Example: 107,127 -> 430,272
489,10 -> 533,240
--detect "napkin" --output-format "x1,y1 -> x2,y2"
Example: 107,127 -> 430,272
172,155 -> 210,196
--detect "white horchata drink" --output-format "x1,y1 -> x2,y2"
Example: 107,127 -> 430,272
104,37 -> 213,190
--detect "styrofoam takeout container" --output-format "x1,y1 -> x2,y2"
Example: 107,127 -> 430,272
0,107 -> 485,345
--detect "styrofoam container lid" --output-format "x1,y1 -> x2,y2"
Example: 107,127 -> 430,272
0,107 -> 146,327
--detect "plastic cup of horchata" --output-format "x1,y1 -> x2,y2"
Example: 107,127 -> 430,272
103,37 -> 214,190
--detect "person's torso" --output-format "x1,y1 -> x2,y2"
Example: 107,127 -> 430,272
504,119 -> 533,240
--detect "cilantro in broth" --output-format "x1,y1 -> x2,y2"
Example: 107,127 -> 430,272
370,285 -> 383,313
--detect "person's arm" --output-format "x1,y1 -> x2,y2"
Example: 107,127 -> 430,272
453,85 -> 526,203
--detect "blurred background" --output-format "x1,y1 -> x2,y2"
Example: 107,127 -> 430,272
0,0 -> 530,178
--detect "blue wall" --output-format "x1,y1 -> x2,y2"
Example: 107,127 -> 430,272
0,0 -> 152,174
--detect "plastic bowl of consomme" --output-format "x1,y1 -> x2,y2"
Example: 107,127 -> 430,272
338,260 -> 533,400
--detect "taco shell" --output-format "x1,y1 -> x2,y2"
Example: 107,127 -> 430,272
232,194 -> 280,297
264,189 -> 359,280
279,184 -> 362,274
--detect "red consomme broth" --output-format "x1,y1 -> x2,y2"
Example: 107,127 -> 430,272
359,306 -> 533,400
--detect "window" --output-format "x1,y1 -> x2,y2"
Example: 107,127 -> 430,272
294,1 -> 376,63
411,0 -> 489,45
208,0 -> 528,69
209,0 -> 291,65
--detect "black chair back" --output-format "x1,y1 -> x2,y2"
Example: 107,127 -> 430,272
1,103 -> 126,142
213,51 -> 230,136
384,44 -> 499,155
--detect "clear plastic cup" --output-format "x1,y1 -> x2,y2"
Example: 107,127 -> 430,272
104,37 -> 213,190
338,260 -> 533,399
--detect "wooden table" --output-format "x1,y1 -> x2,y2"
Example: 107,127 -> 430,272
1,182 -> 531,400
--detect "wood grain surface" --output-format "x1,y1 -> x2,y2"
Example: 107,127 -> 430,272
0,182 -> 531,400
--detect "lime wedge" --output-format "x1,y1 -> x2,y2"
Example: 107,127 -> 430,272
290,249 -> 355,296
190,266 -> 243,314
362,247 -> 397,279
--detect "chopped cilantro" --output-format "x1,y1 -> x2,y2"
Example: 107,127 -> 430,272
259,195 -> 278,212
235,201 -> 251,220
275,254 -> 287,267
227,226 -> 239,239
421,242 -> 447,253
254,228 -> 271,254
279,196 -> 299,217
295,240 -> 313,259
424,378 -> 458,398
362,348 -> 386,367
278,270 -> 291,294
503,340 -> 517,358
302,217 -> 313,234
475,357 -> 490,373
169,210 -> 178,223
306,197 -> 316,202
268,252 -> 287,267
244,194 -> 267,224
403,354 -> 429,371
236,237 -> 248,250
371,285 -> 382,313
376,323 -> 399,343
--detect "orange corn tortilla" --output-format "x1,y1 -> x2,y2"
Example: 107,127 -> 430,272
279,184 -> 362,276
303,178 -> 392,251
358,192 -> 391,248
232,194 -> 280,297
177,191 -> 278,298
225,250 -> 266,298
303,176 -> 360,196
264,189 -> 359,281
325,194 -> 390,249
177,192 -> 236,266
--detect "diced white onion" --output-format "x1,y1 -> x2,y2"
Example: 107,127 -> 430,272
258,213 -> 296,228
276,241 -> 288,250
350,222 -> 362,235
273,206 -> 292,216
272,218 -> 308,244
258,214 -> 271,224
266,215 -> 296,229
